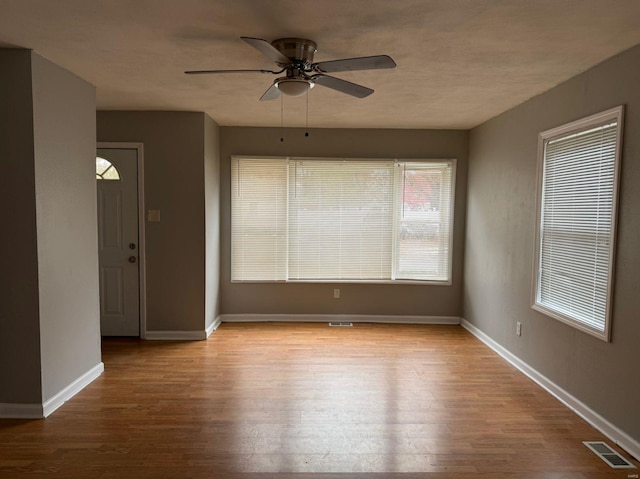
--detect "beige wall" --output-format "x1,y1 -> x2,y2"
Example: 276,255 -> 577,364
97,111 -> 220,333
204,115 -> 221,329
220,127 -> 468,317
0,49 -> 43,404
0,49 -> 101,407
31,54 -> 101,401
465,44 -> 640,443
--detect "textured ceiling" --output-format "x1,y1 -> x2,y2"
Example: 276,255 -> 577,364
1,0 -> 640,129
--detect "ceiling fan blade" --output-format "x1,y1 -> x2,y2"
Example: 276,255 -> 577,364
185,69 -> 278,75
260,83 -> 281,101
241,37 -> 292,66
313,55 -> 396,73
312,74 -> 374,98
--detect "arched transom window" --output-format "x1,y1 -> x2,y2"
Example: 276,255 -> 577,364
96,156 -> 121,180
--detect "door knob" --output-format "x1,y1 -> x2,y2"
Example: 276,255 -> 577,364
128,256 -> 137,263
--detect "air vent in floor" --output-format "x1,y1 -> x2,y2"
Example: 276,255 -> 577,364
583,441 -> 636,469
328,322 -> 353,327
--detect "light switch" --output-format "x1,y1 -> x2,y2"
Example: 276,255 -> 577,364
147,209 -> 161,222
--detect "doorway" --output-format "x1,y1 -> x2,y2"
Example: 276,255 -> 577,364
96,143 -> 146,337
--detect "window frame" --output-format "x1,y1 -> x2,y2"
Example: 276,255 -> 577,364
230,155 -> 456,285
96,156 -> 121,180
531,106 -> 624,342
392,160 -> 456,283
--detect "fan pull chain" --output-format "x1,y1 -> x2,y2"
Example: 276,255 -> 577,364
280,94 -> 284,142
305,89 -> 310,138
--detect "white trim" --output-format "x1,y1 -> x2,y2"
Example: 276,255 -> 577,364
146,322 -> 223,340
461,319 -> 640,461
42,362 -> 104,417
205,316 -> 222,338
97,142 -> 147,339
530,106 -> 624,343
220,314 -> 461,325
145,330 -> 208,340
231,155 -> 456,284
446,159 -> 457,284
231,279 -> 453,286
0,362 -> 104,419
0,403 -> 44,419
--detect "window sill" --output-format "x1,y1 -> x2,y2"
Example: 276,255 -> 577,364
231,279 -> 452,286
531,302 -> 610,342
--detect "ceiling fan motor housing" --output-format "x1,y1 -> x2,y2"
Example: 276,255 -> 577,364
270,38 -> 318,96
271,38 -> 317,66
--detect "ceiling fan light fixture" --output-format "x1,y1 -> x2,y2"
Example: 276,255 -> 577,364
275,78 -> 314,97
186,36 -> 396,100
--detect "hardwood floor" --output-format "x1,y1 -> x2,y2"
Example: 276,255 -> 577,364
0,322 -> 636,478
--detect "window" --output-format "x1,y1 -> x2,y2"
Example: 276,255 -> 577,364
96,156 -> 120,180
532,106 -> 624,341
231,157 -> 456,283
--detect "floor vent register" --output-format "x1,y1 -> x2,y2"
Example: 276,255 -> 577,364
583,441 -> 636,469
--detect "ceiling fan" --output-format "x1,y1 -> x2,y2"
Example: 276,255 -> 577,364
185,37 -> 396,100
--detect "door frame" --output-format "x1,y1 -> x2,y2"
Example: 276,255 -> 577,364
97,142 -> 147,339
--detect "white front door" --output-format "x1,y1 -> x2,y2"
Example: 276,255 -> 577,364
96,148 -> 140,336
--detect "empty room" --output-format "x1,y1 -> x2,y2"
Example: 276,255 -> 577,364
1,1 -> 639,477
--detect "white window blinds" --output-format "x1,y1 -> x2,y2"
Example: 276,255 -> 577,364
533,107 -> 623,340
395,162 -> 454,281
231,158 -> 287,281
288,160 -> 394,280
231,157 -> 456,283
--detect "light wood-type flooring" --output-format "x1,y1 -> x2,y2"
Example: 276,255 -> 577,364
0,322 -> 636,478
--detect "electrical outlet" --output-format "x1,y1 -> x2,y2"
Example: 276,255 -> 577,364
516,321 -> 522,336
333,288 -> 340,299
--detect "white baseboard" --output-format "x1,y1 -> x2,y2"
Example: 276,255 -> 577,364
42,362 -> 104,417
0,362 -> 104,419
219,313 -> 461,325
146,320 -> 222,340
461,319 -> 640,461
145,330 -> 207,340
205,316 -> 222,338
147,316 -> 459,339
